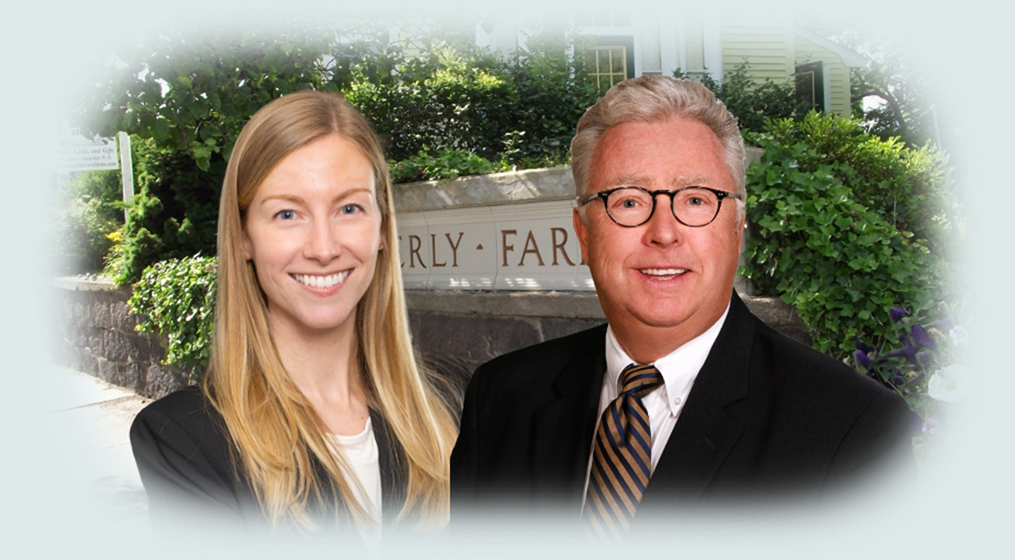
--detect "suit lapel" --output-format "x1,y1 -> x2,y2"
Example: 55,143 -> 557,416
529,325 -> 607,505
370,409 -> 408,519
642,293 -> 754,505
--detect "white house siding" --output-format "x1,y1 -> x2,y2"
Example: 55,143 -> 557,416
720,14 -> 796,84
794,35 -> 853,117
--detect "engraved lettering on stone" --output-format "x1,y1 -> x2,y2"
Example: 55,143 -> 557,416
520,230 -> 545,267
409,234 -> 426,269
446,232 -> 464,267
430,233 -> 447,268
550,227 -> 575,266
501,230 -> 517,267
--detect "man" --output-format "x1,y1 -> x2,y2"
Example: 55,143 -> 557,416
450,76 -> 913,537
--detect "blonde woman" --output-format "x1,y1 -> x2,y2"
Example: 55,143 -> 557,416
130,90 -> 462,538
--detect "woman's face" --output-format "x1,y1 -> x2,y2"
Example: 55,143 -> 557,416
241,134 -> 383,338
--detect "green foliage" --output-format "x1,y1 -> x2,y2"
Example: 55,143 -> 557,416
79,24 -> 337,170
347,26 -> 595,169
347,42 -> 515,162
52,169 -> 124,275
390,148 -> 507,183
104,138 -> 222,284
760,112 -> 957,253
73,23 -> 596,273
78,26 -> 338,284
500,29 -> 599,168
128,255 -> 217,373
675,61 -> 810,133
741,132 -> 945,359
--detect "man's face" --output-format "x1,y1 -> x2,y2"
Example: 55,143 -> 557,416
574,117 -> 744,359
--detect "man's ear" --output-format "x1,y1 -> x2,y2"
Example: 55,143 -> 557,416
573,208 -> 589,264
735,215 -> 746,251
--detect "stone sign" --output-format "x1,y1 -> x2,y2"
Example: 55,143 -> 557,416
396,199 -> 594,291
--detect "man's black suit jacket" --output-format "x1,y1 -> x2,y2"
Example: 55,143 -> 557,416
450,292 -> 914,520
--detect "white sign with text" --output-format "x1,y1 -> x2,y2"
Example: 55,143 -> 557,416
396,199 -> 595,291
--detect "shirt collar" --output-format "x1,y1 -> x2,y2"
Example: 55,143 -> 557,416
605,302 -> 731,416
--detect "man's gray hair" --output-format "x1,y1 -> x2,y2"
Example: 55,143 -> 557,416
571,75 -> 746,222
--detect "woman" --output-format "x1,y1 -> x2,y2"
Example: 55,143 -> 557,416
130,90 -> 461,536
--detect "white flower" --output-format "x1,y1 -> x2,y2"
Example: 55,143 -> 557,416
948,325 -> 970,347
928,364 -> 972,403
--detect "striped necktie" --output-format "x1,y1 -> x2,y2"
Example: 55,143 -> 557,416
582,363 -> 665,540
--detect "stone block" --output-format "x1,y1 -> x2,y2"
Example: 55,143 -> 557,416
145,364 -> 188,399
84,328 -> 105,356
538,318 -> 605,343
103,330 -> 132,363
69,301 -> 89,327
149,339 -> 168,364
122,361 -> 147,393
110,299 -> 138,331
125,332 -> 155,363
409,312 -> 543,367
91,298 -> 112,329
97,357 -> 118,384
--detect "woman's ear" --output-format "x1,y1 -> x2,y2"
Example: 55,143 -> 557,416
241,229 -> 253,260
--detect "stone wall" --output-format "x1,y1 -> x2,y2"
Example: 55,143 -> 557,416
406,290 -> 810,372
52,277 -> 196,400
53,277 -> 810,395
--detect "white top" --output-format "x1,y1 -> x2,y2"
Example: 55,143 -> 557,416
582,302 -> 731,506
328,416 -> 382,536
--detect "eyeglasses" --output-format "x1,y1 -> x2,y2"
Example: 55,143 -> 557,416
578,186 -> 742,228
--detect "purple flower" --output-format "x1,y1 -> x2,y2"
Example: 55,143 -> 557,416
855,340 -> 874,354
889,307 -> 909,323
854,349 -> 873,370
887,333 -> 919,365
891,370 -> 905,386
922,418 -> 940,435
912,325 -> 937,351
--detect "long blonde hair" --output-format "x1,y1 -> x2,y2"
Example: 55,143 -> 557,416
205,89 -> 457,531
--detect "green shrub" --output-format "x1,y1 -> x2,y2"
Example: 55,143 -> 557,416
741,134 -> 945,359
105,138 -> 222,284
128,255 -> 217,373
52,169 -> 124,275
676,61 -> 810,133
501,29 -> 599,168
762,112 -> 955,251
390,148 -> 507,183
347,43 -> 515,162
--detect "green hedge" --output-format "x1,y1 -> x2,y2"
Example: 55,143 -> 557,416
741,114 -> 950,359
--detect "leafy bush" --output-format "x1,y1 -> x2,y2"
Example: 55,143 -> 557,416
741,133 -> 945,359
52,169 -> 124,275
78,27 -> 337,284
761,112 -> 956,252
348,27 -> 597,170
390,148 -> 507,183
347,43 -> 515,162
500,29 -> 599,168
676,61 -> 810,133
128,255 -> 217,372
105,138 -> 222,284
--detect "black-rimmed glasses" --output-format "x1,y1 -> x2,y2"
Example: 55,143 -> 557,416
578,186 -> 741,228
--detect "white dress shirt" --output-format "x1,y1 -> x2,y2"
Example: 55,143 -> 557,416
582,302 -> 731,504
